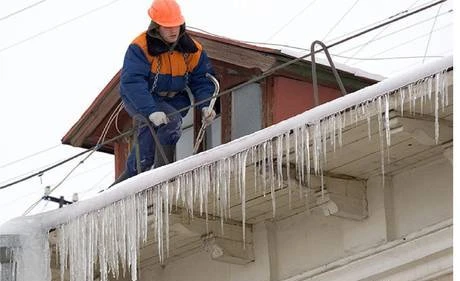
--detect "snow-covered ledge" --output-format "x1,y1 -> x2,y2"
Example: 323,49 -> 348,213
0,55 -> 452,281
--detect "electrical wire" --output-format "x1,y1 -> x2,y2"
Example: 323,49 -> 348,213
98,101 -> 124,144
0,0 -> 48,22
336,10 -> 452,56
22,102 -> 126,214
0,128 -> 132,190
321,0 -> 361,41
265,0 -> 318,41
323,0 -> 444,45
422,4 -> 443,62
0,153 -> 82,186
350,23 -> 451,67
342,5 -> 450,63
334,54 -> 444,61
0,0 -> 447,193
206,6 -> 451,62
0,0 -> 123,53
175,0 -> 448,116
22,157 -> 112,215
22,102 -> 127,214
80,170 -> 114,197
188,5 -> 452,64
0,144 -> 61,169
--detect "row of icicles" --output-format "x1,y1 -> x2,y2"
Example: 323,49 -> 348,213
56,70 -> 449,281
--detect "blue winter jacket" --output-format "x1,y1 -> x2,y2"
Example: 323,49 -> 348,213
120,29 -> 215,118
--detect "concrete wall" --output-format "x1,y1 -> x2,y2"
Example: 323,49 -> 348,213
390,158 -> 453,238
138,158 -> 453,281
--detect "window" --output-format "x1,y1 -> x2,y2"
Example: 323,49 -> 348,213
231,83 -> 262,140
176,108 -> 194,160
0,247 -> 16,281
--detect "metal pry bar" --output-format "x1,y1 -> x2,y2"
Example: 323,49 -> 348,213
193,73 -> 220,154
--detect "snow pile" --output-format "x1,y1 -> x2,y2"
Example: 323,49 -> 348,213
0,218 -> 51,281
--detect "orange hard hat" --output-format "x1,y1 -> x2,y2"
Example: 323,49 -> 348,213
148,0 -> 185,27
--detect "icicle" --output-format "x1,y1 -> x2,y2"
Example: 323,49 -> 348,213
251,146 -> 257,194
226,158 -> 232,213
434,73 -> 440,144
294,127 -> 301,192
420,79 -> 425,115
276,135 -> 283,191
268,141 -> 276,218
239,150 -> 248,247
299,126 -> 305,187
262,141 -> 267,196
305,126 -> 311,189
399,87 -> 406,116
376,96 -> 386,186
53,68 -> 451,281
164,183 -> 170,257
384,94 -> 391,147
312,123 -> 321,175
285,132 -> 292,209
329,115 -> 336,152
337,111 -> 343,148
442,70 -> 449,108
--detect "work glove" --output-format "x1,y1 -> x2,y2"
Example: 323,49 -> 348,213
202,107 -> 216,125
149,112 -> 169,126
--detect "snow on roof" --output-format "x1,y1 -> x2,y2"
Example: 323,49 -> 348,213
279,47 -> 386,81
0,55 -> 452,281
0,55 -> 452,233
187,29 -> 385,82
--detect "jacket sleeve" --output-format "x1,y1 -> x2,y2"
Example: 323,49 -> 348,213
120,44 -> 156,118
188,50 -> 216,110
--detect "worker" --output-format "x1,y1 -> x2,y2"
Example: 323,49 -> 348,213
115,0 -> 217,184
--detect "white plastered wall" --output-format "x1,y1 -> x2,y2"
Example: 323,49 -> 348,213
389,158 -> 453,238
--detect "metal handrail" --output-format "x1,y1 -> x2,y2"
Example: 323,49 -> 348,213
311,40 -> 347,106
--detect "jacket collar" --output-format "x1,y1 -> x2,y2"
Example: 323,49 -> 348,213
146,28 -> 198,56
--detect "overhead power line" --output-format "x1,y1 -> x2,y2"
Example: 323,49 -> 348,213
336,10 -> 452,56
265,0 -> 318,41
322,0 -> 361,41
350,23 -> 451,67
188,3 -> 452,63
0,0 -> 48,22
0,144 -> 61,169
0,0 -> 122,53
342,1 -> 450,64
182,0 -> 448,114
0,0 -> 447,191
422,4 -> 443,63
0,129 -> 132,190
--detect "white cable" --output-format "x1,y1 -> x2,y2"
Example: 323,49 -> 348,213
0,144 -> 61,169
422,4 -> 443,62
350,23 -> 451,67
0,0 -> 47,22
0,0 -> 123,53
321,0 -> 361,41
265,0 -> 318,41
337,12 -> 452,56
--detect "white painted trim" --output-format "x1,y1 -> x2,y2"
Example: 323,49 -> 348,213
282,219 -> 452,281
381,253 -> 452,281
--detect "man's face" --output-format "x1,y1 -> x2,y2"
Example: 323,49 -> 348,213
158,25 -> 180,43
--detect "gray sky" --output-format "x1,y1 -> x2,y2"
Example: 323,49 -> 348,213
0,0 -> 454,225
